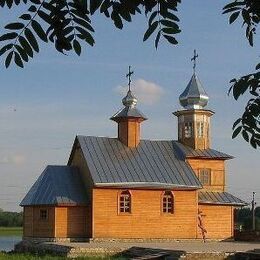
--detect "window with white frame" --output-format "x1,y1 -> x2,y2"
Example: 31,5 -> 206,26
119,190 -> 131,213
162,191 -> 174,214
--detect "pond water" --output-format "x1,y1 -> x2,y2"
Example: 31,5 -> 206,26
0,236 -> 22,252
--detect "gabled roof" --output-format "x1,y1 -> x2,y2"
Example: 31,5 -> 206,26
173,141 -> 233,160
72,136 -> 202,189
199,191 -> 247,206
20,165 -> 88,206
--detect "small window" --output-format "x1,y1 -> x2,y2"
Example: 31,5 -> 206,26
162,191 -> 174,214
199,169 -> 211,185
184,122 -> 193,138
39,209 -> 48,220
119,190 -> 131,213
197,122 -> 204,138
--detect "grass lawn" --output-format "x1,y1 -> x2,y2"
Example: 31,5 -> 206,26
0,227 -> 23,236
0,253 -> 68,260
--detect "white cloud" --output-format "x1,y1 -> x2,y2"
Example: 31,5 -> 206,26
0,155 -> 26,165
115,78 -> 164,105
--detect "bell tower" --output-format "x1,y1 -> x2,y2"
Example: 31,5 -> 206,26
173,50 -> 214,150
111,66 -> 147,148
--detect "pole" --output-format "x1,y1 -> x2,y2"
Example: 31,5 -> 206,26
252,192 -> 256,231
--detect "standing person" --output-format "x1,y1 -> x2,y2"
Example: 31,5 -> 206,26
198,209 -> 207,243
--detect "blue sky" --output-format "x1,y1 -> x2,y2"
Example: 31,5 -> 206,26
0,1 -> 259,211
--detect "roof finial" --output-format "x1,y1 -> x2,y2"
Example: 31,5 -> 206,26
191,49 -> 198,74
126,65 -> 134,91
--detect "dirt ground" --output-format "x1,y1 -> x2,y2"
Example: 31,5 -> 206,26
55,240 -> 260,253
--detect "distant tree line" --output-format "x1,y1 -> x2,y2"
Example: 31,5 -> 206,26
235,207 -> 260,231
0,208 -> 23,227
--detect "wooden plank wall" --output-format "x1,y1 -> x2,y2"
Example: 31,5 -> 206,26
187,159 -> 225,192
69,144 -> 93,237
23,207 -> 33,237
93,188 -> 198,239
55,206 -> 89,238
69,142 -> 93,201
23,206 -> 55,237
118,120 -> 140,148
198,205 -> 233,239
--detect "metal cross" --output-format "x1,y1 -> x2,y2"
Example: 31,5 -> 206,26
191,49 -> 198,73
126,65 -> 134,91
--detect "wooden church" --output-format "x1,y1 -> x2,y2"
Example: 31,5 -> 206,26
21,60 -> 246,241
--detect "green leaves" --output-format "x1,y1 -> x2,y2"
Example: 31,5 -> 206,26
73,39 -> 81,56
143,21 -> 158,41
0,32 -> 18,41
229,62 -> 260,149
229,11 -> 240,24
223,0 -> 259,47
0,0 -> 182,67
5,22 -> 24,30
143,1 -> 180,48
31,20 -> 47,42
24,28 -> 39,52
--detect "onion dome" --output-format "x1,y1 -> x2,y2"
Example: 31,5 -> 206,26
179,73 -> 209,109
122,90 -> 137,108
111,89 -> 147,122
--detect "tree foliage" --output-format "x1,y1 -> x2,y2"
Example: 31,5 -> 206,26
223,0 -> 260,148
0,0 -> 259,148
0,209 -> 23,227
235,207 -> 260,230
0,0 -> 181,67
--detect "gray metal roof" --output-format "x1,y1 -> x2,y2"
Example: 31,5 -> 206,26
179,73 -> 209,109
199,191 -> 247,206
173,141 -> 233,160
75,136 -> 202,189
20,165 -> 88,206
110,106 -> 147,121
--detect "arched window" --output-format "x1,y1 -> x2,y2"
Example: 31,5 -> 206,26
119,190 -> 131,213
162,191 -> 174,214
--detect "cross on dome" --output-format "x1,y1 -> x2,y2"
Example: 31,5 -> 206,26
179,50 -> 209,109
122,65 -> 137,108
191,49 -> 198,73
126,65 -> 134,91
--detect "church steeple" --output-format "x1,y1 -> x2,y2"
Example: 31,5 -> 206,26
173,51 -> 214,150
111,66 -> 147,148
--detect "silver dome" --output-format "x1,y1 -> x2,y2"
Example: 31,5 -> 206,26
179,73 -> 209,109
122,90 -> 137,108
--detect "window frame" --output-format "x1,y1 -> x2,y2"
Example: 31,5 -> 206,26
118,190 -> 132,214
161,191 -> 174,214
198,168 -> 211,185
197,121 -> 204,138
39,208 -> 48,221
184,122 -> 193,138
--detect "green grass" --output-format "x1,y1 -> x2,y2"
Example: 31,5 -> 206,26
0,252 -> 124,259
0,252 -> 67,259
0,227 -> 23,236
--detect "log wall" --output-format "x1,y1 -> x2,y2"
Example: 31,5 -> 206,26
187,159 -> 225,192
55,206 -> 90,238
23,206 -> 90,238
198,204 -> 233,239
23,206 -> 55,238
92,188 -> 198,239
